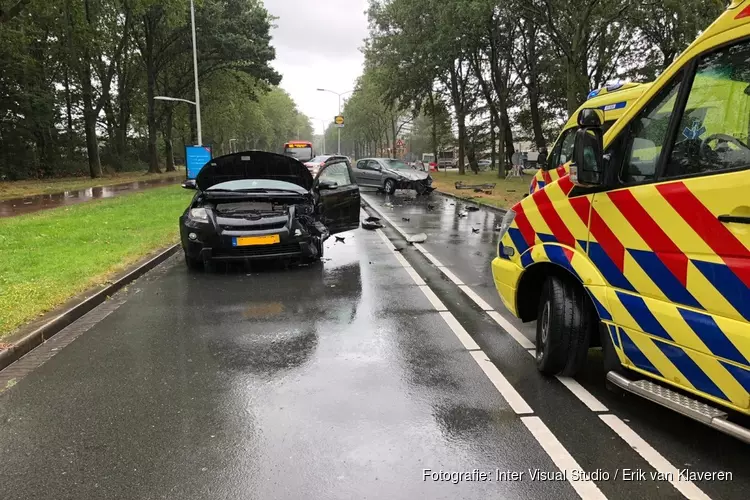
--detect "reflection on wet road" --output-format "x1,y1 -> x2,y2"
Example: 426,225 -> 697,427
0,192 -> 748,499
0,177 -> 181,218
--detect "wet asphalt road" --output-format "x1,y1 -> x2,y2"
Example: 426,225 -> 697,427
0,188 -> 748,499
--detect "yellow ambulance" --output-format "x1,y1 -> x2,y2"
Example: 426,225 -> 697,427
492,1 -> 750,442
531,82 -> 652,194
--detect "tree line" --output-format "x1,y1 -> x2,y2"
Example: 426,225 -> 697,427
0,0 -> 313,180
334,0 -> 724,174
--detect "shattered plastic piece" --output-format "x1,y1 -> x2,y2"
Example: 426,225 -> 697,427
361,220 -> 383,230
466,206 -> 480,212
402,217 -> 410,222
407,233 -> 427,243
393,247 -> 404,252
365,216 -> 381,222
335,236 -> 345,243
427,204 -> 436,210
494,225 -> 502,231
458,212 -> 468,218
472,228 -> 480,234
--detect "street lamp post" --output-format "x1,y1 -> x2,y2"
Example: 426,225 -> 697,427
317,88 -> 353,154
190,0 -> 202,146
313,118 -> 328,154
153,0 -> 202,147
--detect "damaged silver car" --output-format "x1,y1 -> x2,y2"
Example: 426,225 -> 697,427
179,151 -> 360,270
352,158 -> 434,195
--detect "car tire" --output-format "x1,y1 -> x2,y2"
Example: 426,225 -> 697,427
535,276 -> 594,377
415,183 -> 426,196
184,253 -> 203,271
384,178 -> 396,195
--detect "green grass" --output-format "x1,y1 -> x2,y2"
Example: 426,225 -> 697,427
0,185 -> 192,338
430,170 -> 530,209
0,168 -> 185,201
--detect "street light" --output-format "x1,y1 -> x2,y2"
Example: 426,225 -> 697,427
153,0 -> 201,146
317,88 -> 353,154
312,118 -> 328,154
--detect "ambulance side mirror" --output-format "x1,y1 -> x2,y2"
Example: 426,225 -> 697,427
572,128 -> 605,187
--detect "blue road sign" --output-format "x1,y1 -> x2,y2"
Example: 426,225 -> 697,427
186,146 -> 212,179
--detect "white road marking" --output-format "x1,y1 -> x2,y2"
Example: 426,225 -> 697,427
375,229 -> 396,250
470,351 -> 533,415
486,311 -> 536,349
418,285 -> 448,311
600,415 -> 712,500
437,266 -> 464,285
521,416 -> 608,500
459,285 -> 494,311
555,377 -> 609,412
404,266 -> 426,286
393,252 -> 412,268
440,312 -> 480,350
370,196 -> 697,500
422,252 -> 445,268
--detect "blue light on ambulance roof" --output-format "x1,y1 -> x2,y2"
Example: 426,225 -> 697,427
587,89 -> 601,100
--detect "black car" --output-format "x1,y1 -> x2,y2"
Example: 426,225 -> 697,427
179,150 -> 361,269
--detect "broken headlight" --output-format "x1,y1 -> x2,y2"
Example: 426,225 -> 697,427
189,207 -> 210,222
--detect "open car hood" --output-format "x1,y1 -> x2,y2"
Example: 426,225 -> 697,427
195,151 -> 314,191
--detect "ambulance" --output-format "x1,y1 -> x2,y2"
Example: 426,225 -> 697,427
530,82 -> 652,195
492,1 -> 750,443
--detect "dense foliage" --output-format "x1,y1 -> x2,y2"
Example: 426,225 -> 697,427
0,0 -> 313,180
339,0 -> 724,174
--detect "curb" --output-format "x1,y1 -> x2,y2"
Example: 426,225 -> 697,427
434,190 -> 509,215
0,244 -> 180,371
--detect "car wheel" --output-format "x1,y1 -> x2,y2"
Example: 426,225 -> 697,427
535,276 -> 594,377
415,183 -> 427,195
184,253 -> 203,271
384,178 -> 396,195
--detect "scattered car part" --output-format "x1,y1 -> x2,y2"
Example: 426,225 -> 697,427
407,233 -> 427,243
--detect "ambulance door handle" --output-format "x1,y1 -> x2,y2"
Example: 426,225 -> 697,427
718,215 -> 750,224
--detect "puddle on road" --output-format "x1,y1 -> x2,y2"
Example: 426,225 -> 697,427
0,176 -> 181,218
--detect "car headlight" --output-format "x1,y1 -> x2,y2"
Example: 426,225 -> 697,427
498,209 -> 516,241
189,207 -> 209,222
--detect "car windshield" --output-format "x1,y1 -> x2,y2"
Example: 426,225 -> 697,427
384,159 -> 410,170
207,179 -> 306,193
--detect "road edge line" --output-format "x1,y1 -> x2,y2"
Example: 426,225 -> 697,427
0,244 -> 180,372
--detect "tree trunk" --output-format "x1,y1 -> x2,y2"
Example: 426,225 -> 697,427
64,68 -> 74,159
456,112 -> 466,175
164,108 -> 175,172
490,113 -> 496,171
497,122 -> 506,178
428,89 -> 438,168
525,23 -> 546,150
81,65 -> 102,178
144,21 -> 160,174
565,57 -> 579,116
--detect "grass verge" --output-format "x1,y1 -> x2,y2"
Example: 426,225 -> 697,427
0,185 -> 192,338
430,170 -> 530,209
0,168 -> 186,201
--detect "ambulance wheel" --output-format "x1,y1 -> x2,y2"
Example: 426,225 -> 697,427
535,276 -> 593,377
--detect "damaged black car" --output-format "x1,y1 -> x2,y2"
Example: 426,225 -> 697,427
179,151 -> 360,269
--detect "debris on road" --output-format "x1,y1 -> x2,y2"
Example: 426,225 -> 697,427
365,216 -> 381,222
458,212 -> 468,218
407,233 -> 427,244
472,228 -> 480,234
393,247 -> 404,252
402,217 -> 410,222
494,224 -> 502,231
335,236 -> 346,243
361,220 -> 383,230
466,206 -> 480,212
427,204 -> 436,211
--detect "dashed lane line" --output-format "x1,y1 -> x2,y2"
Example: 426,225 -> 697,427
365,197 -> 711,500
372,226 -> 607,500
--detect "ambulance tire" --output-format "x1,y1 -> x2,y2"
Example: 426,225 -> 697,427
536,276 -> 592,377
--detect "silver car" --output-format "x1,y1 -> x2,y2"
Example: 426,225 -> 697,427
352,158 -> 434,195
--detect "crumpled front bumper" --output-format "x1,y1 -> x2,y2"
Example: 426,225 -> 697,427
180,215 -> 321,261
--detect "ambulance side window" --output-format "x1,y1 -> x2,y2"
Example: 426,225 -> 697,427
619,74 -> 684,184
547,129 -> 575,170
663,41 -> 750,178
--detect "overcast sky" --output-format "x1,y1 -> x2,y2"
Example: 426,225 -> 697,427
264,0 -> 370,135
